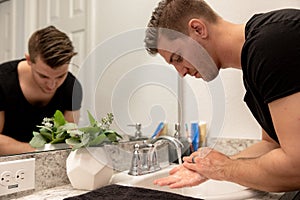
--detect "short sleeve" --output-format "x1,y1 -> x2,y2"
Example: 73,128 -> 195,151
248,20 -> 300,103
57,73 -> 83,111
71,78 -> 83,110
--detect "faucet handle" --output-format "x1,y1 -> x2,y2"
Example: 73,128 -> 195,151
128,144 -> 142,176
174,123 -> 180,138
128,123 -> 141,129
147,144 -> 161,172
128,123 -> 142,138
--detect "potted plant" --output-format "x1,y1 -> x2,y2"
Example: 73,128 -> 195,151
30,110 -> 123,190
30,110 -> 122,150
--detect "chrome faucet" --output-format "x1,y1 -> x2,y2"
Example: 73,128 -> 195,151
128,136 -> 184,176
128,143 -> 161,176
151,136 -> 184,164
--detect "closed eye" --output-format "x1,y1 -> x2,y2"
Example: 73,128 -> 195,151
38,73 -> 67,80
39,74 -> 48,79
170,53 -> 183,63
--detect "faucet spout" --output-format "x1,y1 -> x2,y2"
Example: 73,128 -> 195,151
151,136 -> 184,164
151,135 -> 184,149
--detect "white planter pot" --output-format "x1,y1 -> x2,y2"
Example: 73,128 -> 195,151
66,147 -> 114,190
36,143 -> 70,151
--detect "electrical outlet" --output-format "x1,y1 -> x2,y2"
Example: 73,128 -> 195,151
15,169 -> 26,183
0,171 -> 13,186
0,158 -> 35,196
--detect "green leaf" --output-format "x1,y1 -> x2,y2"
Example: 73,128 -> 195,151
50,137 -> 66,144
53,110 -> 66,127
104,130 -> 122,142
89,133 -> 107,146
60,123 -> 78,131
29,132 -> 47,148
65,138 -> 84,150
65,137 -> 80,146
78,126 -> 100,134
87,110 -> 97,126
68,129 -> 84,138
37,126 -> 53,133
114,131 -> 123,139
56,131 -> 70,140
80,133 -> 91,147
40,131 -> 53,142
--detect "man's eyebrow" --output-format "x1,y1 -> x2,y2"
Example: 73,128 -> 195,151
37,71 -> 67,78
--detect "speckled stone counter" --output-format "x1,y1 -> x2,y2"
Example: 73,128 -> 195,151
0,138 -> 286,200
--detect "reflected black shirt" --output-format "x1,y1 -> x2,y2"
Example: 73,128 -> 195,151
0,59 -> 83,142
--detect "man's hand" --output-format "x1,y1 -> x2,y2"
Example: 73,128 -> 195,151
183,148 -> 233,181
153,164 -> 207,188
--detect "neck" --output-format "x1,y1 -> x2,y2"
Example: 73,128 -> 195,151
210,19 -> 245,69
18,61 -> 54,106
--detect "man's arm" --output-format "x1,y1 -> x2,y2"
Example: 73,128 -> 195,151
0,134 -> 35,155
0,111 -> 35,155
64,110 -> 80,124
185,92 -> 300,192
230,129 -> 279,159
0,111 -> 3,133
230,91 -> 300,191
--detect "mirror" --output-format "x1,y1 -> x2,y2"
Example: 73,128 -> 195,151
0,0 -> 180,157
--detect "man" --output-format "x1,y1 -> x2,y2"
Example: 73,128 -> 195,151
0,26 -> 82,155
145,0 -> 300,192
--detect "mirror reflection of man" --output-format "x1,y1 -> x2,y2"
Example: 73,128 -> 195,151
0,26 -> 83,155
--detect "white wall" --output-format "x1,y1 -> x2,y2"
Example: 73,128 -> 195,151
183,0 -> 300,139
88,0 -> 180,137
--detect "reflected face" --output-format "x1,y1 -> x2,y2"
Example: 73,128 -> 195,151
30,56 -> 69,94
157,34 -> 219,82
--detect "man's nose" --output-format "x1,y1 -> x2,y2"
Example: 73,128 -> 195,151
174,64 -> 187,77
47,80 -> 56,89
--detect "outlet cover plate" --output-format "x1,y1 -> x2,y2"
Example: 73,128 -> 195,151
0,158 -> 35,196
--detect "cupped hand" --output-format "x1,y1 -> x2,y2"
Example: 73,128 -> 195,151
183,148 -> 232,181
153,164 -> 207,188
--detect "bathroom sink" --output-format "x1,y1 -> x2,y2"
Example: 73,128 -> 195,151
110,164 -> 265,200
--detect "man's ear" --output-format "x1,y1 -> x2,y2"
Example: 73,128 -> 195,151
188,19 -> 208,39
25,53 -> 32,65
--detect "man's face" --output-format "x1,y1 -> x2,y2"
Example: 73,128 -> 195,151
157,33 -> 219,82
29,56 -> 69,94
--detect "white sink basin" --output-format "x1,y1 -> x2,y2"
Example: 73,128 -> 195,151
110,165 -> 265,200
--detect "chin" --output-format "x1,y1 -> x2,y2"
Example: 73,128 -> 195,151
202,70 -> 219,82
43,89 -> 56,94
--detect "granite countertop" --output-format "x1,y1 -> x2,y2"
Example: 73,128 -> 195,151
10,185 -> 87,200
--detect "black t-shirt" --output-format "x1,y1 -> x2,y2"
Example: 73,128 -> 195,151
0,59 -> 83,142
241,9 -> 300,143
